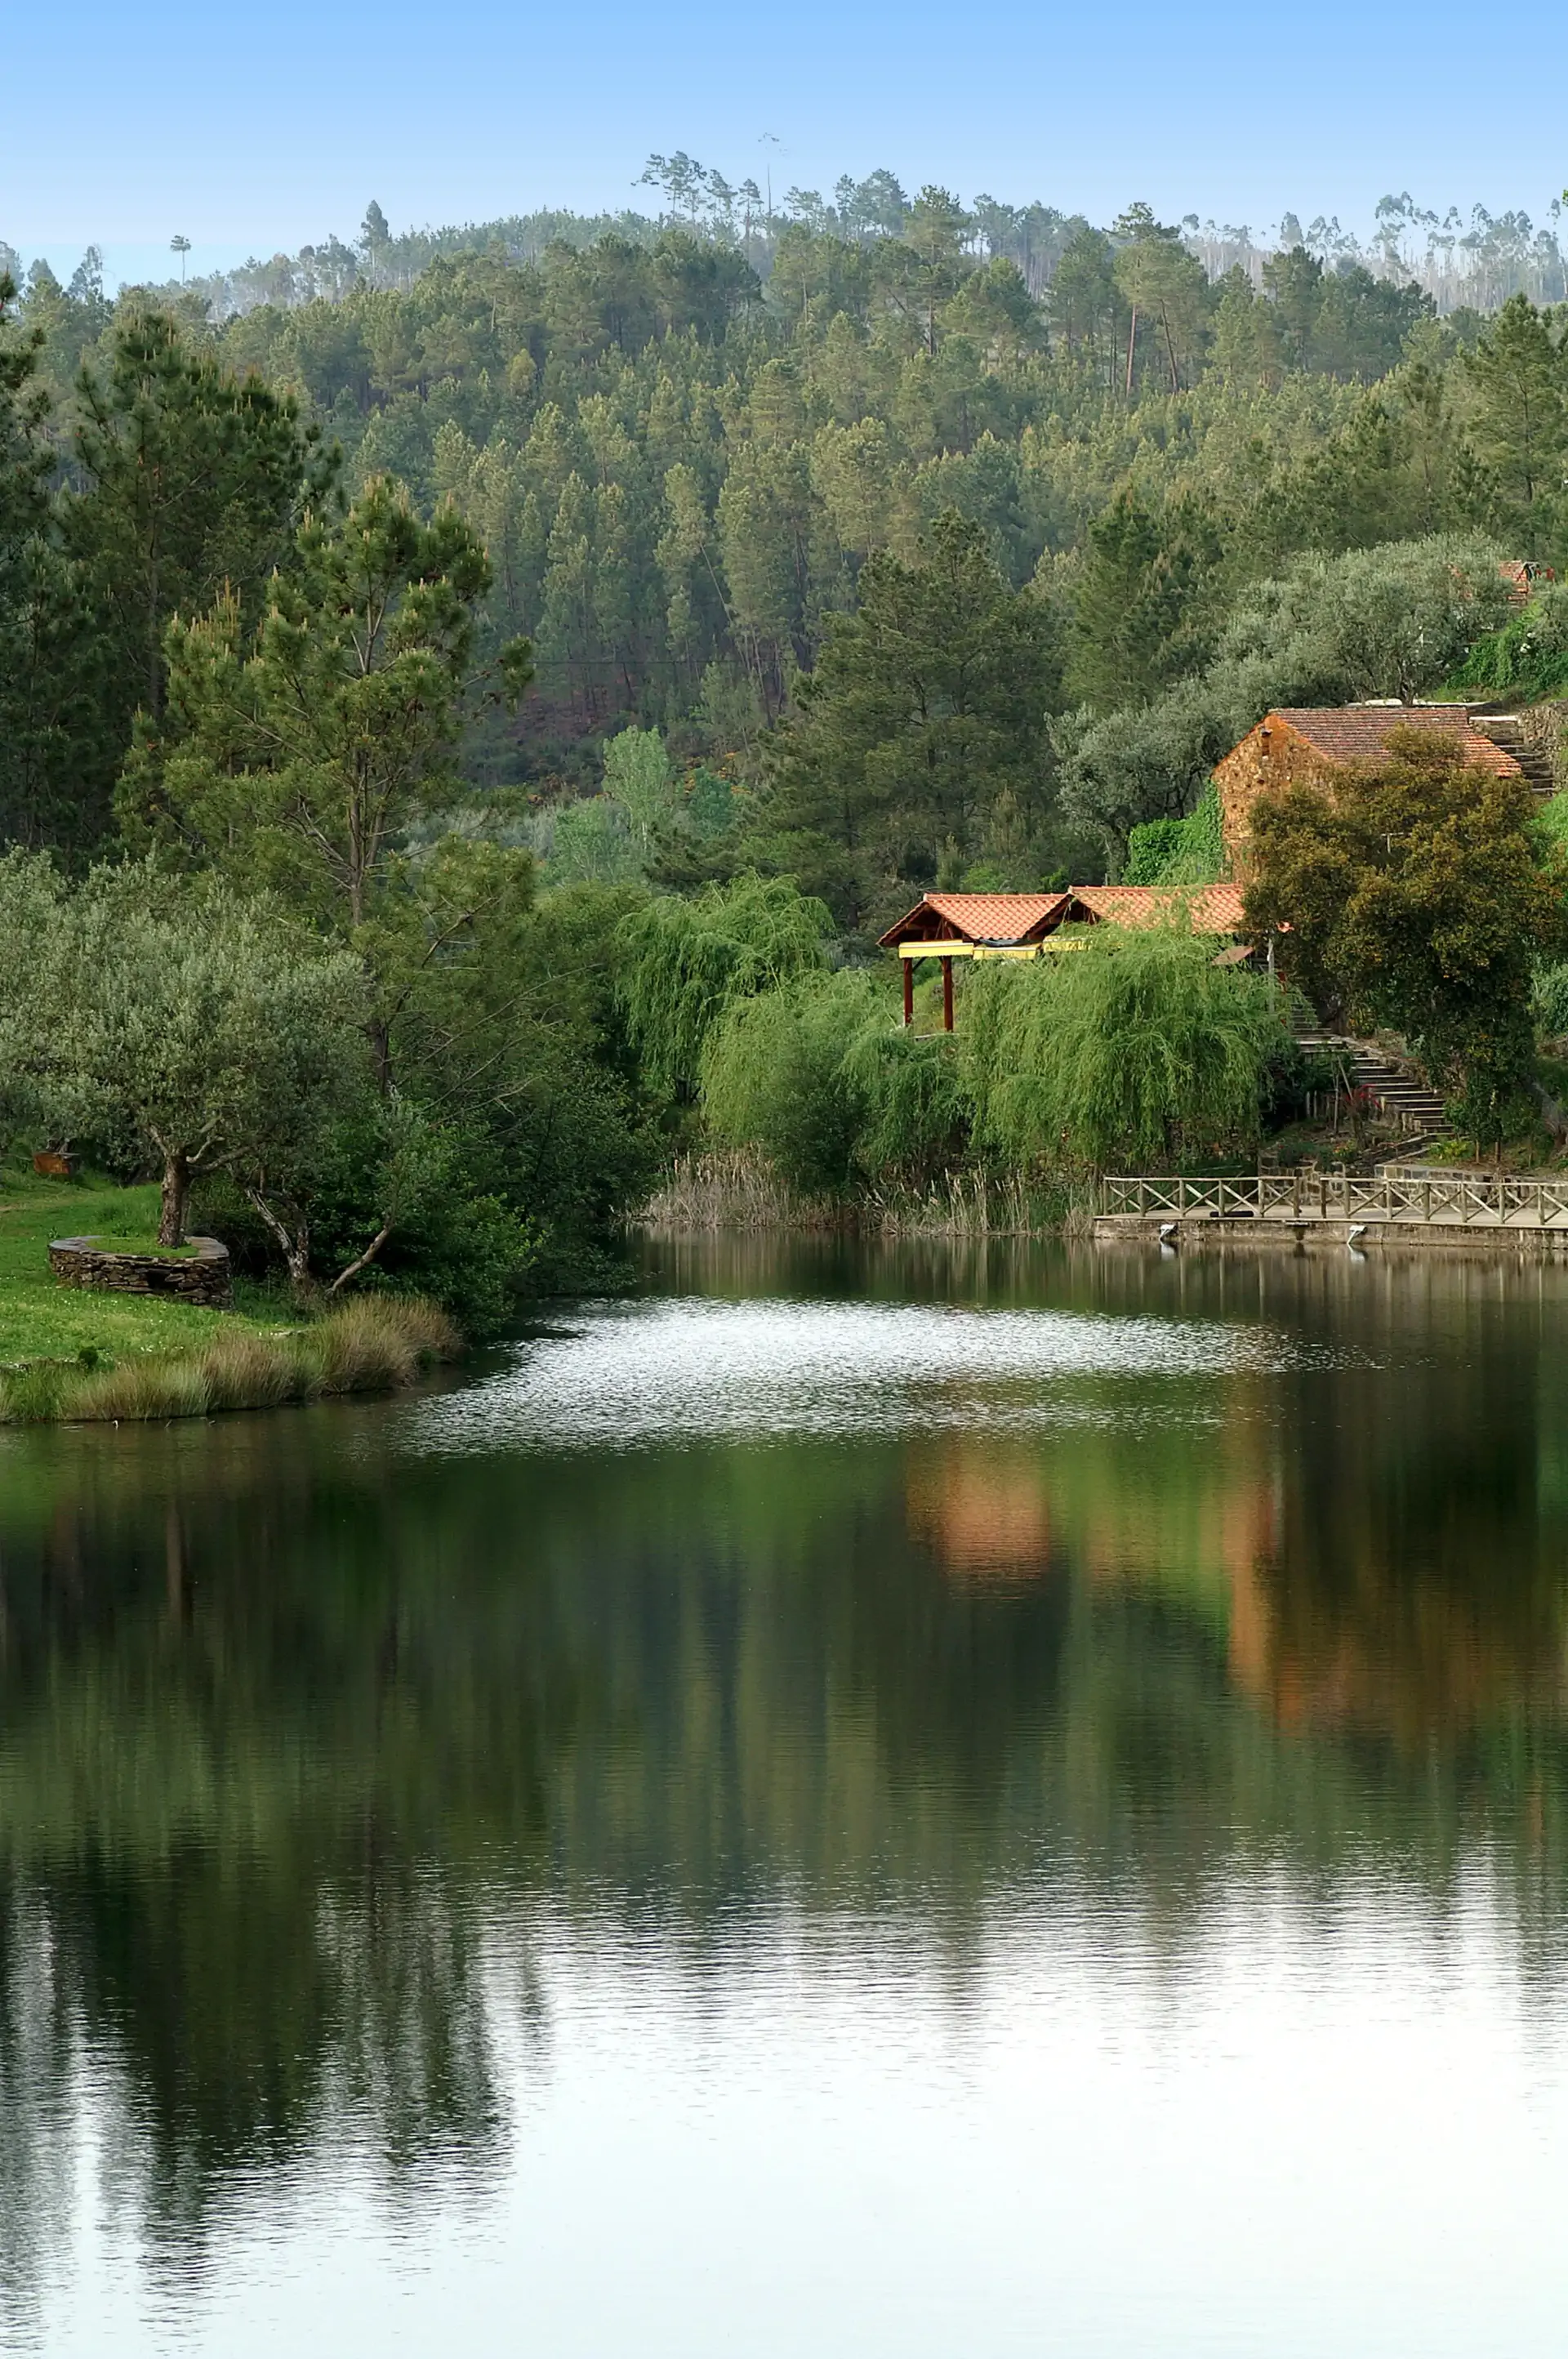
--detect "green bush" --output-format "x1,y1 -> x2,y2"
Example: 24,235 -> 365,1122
1447,586 -> 1568,702
1125,782 -> 1224,885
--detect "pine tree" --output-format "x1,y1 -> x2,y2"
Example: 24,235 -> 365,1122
1462,293 -> 1568,524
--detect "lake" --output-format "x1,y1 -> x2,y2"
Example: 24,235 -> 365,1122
4,1234 -> 1568,2356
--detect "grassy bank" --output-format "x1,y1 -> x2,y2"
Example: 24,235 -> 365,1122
0,1172 -> 461,1423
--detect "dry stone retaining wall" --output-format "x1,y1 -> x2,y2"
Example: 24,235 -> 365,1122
49,1235 -> 234,1309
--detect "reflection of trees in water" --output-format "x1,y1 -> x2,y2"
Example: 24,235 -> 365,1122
0,1889 -> 76,2335
2,1271 -> 1568,2250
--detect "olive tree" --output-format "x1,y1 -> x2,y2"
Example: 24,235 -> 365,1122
49,866 -> 368,1245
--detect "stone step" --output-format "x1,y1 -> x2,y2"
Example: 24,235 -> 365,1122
1470,713 -> 1557,797
1294,1019 -> 1455,1144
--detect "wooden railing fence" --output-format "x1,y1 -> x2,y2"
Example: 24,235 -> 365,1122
1100,1175 -> 1568,1229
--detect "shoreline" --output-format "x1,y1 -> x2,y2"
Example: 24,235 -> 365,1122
0,1294 -> 464,1425
1094,1215 -> 1568,1255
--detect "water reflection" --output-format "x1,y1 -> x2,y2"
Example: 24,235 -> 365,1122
3,1237 -> 1568,2348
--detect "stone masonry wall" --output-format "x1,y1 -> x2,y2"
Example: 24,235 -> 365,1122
49,1235 -> 234,1309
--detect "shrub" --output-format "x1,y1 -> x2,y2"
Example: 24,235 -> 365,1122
1125,782 -> 1224,885
198,1330 -> 318,1411
1124,816 -> 1186,884
1447,585 -> 1568,702
314,1296 -> 424,1392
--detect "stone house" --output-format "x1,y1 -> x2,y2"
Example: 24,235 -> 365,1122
1213,705 -> 1529,872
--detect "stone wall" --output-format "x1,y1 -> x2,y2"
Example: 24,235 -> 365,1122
1213,721 -> 1339,875
49,1235 -> 233,1309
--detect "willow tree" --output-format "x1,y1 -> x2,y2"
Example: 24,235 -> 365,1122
701,967 -> 967,1194
965,922 -> 1285,1171
617,872 -> 832,1097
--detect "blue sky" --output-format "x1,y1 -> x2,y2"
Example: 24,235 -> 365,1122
5,0 -> 1566,287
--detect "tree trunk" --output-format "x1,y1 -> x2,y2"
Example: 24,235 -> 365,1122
244,1187 -> 318,1306
159,1153 -> 191,1247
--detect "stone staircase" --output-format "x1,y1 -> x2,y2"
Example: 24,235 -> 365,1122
1294,1027 -> 1453,1154
1469,711 -> 1557,798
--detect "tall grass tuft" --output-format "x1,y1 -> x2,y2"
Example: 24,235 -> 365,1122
0,1295 -> 463,1424
875,1168 -> 1090,1236
371,1295 -> 461,1365
198,1329 -> 320,1411
1,1362 -> 75,1422
70,1358 -> 213,1421
640,1148 -> 825,1233
309,1302 -> 450,1387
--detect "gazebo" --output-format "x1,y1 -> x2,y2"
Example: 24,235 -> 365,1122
877,886 -> 1247,1028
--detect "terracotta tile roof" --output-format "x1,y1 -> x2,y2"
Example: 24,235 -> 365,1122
1068,884 -> 1246,933
1270,706 -> 1521,777
876,891 -> 1070,948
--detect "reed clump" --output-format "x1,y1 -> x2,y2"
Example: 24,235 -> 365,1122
873,1167 -> 1091,1237
640,1148 -> 831,1233
0,1294 -> 461,1425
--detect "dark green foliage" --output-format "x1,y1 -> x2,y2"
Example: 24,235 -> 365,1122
121,475 -> 530,929
1245,730 -> 1568,1147
63,309 -> 334,833
758,511 -> 1061,927
1262,249 -> 1432,381
1461,294 -> 1568,531
0,274 -> 100,854
1064,489 -> 1223,711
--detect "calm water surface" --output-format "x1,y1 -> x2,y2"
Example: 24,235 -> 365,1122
4,1236 -> 1568,2355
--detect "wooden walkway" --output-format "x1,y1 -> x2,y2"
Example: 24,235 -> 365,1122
1099,1173 -> 1568,1230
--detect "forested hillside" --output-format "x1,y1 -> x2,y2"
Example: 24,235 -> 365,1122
6,176 -> 1568,909
9,171 -> 1566,891
2,172 -> 1567,1307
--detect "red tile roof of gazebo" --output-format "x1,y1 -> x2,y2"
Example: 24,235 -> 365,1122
876,892 -> 1070,948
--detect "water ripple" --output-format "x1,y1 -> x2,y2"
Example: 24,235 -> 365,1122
403,1294 -> 1362,1454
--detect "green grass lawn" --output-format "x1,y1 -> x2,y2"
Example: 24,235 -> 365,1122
0,1171 -> 274,1363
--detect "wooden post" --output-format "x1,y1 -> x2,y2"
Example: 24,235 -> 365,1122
942,956 -> 954,1033
902,957 -> 914,1028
